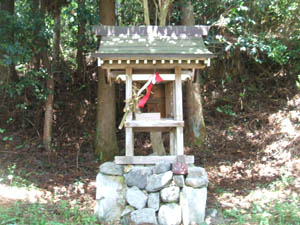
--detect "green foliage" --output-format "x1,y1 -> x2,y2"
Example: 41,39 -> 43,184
0,200 -> 98,225
216,105 -> 236,117
224,198 -> 300,225
191,0 -> 300,70
117,0 -> 144,25
0,163 -> 35,188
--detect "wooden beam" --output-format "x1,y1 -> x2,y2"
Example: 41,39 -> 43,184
175,67 -> 184,155
93,54 -> 213,61
125,68 -> 134,156
115,74 -> 192,82
170,129 -> 176,155
133,127 -> 173,132
101,62 -> 205,70
175,67 -> 183,120
125,120 -> 184,128
114,155 -> 194,165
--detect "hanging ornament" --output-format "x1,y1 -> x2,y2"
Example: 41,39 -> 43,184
138,72 -> 163,108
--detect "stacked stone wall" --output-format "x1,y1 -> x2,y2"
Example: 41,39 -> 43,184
95,161 -> 208,225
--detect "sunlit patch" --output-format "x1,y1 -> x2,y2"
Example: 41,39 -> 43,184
0,184 -> 49,204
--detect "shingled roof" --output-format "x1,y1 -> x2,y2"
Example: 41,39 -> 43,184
93,26 -> 214,60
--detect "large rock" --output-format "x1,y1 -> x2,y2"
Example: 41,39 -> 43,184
158,203 -> 181,225
147,192 -> 160,211
180,186 -> 207,225
160,186 -> 180,203
146,171 -> 173,192
185,167 -> 208,188
173,175 -> 185,188
126,186 -> 148,209
95,173 -> 126,223
99,162 -> 124,176
130,208 -> 158,225
125,167 -> 153,189
153,162 -> 171,174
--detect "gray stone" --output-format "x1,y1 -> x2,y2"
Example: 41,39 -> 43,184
185,177 -> 208,188
145,171 -> 173,192
158,203 -> 181,225
95,173 -> 126,223
180,186 -> 207,225
126,186 -> 148,209
154,162 -> 171,174
206,208 -> 218,218
185,167 -> 208,188
121,205 -> 135,217
125,167 -> 153,189
187,166 -> 207,178
130,208 -> 158,225
173,175 -> 185,188
160,186 -> 180,203
99,161 -> 124,176
147,192 -> 160,211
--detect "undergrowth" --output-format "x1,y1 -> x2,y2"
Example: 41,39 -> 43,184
0,200 -> 98,225
221,173 -> 300,225
223,198 -> 300,225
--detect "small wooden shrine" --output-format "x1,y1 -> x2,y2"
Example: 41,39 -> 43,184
94,26 -> 214,164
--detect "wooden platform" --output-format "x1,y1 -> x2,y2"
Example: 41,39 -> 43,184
125,120 -> 184,128
115,155 -> 194,165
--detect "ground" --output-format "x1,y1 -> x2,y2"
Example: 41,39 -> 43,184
0,77 -> 300,224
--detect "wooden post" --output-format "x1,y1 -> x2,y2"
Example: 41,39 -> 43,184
170,129 -> 176,155
125,67 -> 134,156
166,82 -> 176,155
175,67 -> 184,155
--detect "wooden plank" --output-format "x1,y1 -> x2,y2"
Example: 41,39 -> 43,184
125,120 -> 184,128
114,155 -> 194,165
116,74 -> 192,82
169,129 -> 176,155
135,113 -> 161,121
125,67 -> 133,120
125,67 -> 134,157
93,25 -> 211,37
175,67 -> 183,120
125,127 -> 134,156
176,127 -> 184,155
133,127 -> 173,132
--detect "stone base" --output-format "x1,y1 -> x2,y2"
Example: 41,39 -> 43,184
95,161 -> 208,225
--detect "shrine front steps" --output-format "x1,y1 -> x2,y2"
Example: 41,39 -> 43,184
95,161 -> 208,225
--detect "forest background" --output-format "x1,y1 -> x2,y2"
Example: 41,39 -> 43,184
0,0 -> 300,224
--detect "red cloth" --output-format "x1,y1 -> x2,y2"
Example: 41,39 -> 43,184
138,72 -> 163,108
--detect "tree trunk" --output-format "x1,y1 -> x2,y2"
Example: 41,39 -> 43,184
95,0 -> 118,161
180,0 -> 206,148
43,8 -> 61,151
143,0 -> 150,25
75,0 -> 86,84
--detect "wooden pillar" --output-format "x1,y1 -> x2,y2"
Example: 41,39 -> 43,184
125,67 -> 134,156
175,67 -> 184,155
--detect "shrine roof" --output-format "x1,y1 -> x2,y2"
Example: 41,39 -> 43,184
93,26 -> 214,60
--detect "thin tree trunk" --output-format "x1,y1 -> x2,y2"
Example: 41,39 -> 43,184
43,8 -> 61,151
180,0 -> 206,148
143,0 -> 150,26
75,0 -> 86,84
95,0 -> 118,161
